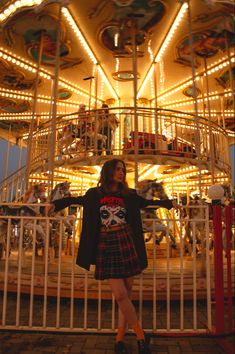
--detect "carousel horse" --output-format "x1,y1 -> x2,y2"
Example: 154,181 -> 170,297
20,183 -> 47,254
137,180 -> 177,248
76,120 -> 107,153
0,206 -> 9,259
0,204 -> 21,258
58,123 -> 78,155
49,181 -> 74,257
184,196 -> 209,255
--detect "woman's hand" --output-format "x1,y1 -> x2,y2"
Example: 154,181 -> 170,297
172,200 -> 181,209
172,200 -> 183,215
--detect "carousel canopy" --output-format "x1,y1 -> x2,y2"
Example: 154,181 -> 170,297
0,0 -> 234,143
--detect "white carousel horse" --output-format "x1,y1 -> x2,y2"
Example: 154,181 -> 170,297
58,123 -> 78,156
49,181 -> 74,256
184,196 -> 209,255
137,180 -> 177,248
76,120 -> 107,153
21,183 -> 47,253
58,105 -> 90,156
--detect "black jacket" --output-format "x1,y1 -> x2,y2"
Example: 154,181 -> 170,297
53,187 -> 173,271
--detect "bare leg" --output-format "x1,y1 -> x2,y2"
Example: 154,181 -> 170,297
118,277 -> 134,330
108,278 -> 138,327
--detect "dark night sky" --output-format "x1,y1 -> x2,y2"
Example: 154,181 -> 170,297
0,138 -> 234,185
0,138 -> 27,182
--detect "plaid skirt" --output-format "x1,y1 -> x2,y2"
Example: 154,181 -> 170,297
95,223 -> 143,280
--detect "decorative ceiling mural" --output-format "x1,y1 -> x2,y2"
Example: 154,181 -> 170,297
95,0 -> 165,57
0,98 -> 30,113
2,11 -> 83,69
0,57 -> 39,90
58,88 -> 72,100
175,9 -> 234,66
216,66 -> 235,88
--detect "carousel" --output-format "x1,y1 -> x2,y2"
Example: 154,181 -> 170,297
0,0 -> 234,333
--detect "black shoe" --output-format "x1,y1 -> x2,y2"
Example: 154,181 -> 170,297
114,341 -> 129,354
137,339 -> 151,354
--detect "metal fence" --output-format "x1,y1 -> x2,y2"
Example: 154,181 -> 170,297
0,204 -> 234,335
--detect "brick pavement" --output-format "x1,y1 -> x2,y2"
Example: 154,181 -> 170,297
0,331 -> 234,354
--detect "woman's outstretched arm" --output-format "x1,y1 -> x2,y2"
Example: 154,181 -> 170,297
52,196 -> 85,212
134,190 -> 181,210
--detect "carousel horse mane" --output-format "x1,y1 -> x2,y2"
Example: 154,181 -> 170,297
50,182 -> 71,202
22,184 -> 46,216
137,180 -> 168,200
136,179 -> 176,247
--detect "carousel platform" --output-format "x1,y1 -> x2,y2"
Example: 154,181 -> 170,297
0,247 -> 234,301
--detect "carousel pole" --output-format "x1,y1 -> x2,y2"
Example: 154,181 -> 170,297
224,27 -> 235,112
220,97 -> 226,129
25,31 -> 44,191
15,140 -> 23,201
94,64 -> 99,153
187,182 -> 190,204
131,18 -> 139,188
94,65 -> 98,111
200,75 -> 209,156
83,75 -> 95,112
224,29 -> 234,191
3,125 -> 11,201
153,62 -> 159,150
48,4 -> 62,193
88,77 -> 92,112
83,75 -> 95,153
186,0 -> 203,196
203,56 -> 215,184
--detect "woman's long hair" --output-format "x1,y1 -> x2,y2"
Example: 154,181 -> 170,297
97,159 -> 130,196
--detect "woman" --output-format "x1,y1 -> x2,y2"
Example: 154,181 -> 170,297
49,159 -> 180,354
97,103 -> 118,155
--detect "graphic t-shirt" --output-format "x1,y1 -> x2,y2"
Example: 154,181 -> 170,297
99,193 -> 127,227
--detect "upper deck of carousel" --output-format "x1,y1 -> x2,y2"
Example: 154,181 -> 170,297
0,0 -> 234,196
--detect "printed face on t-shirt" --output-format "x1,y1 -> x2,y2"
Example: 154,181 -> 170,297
99,195 -> 127,227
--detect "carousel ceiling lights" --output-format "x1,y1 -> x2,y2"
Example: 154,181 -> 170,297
163,90 -> 232,108
62,7 -> 119,101
0,48 -> 102,102
158,56 -> 234,101
155,3 -> 188,63
137,2 -> 188,99
0,0 -> 50,22
0,87 -> 84,108
0,112 -> 71,120
183,109 -> 234,117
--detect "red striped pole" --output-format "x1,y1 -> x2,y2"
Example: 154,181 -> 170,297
224,205 -> 233,332
213,204 -> 225,334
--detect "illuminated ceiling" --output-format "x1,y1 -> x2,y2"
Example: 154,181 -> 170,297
0,0 -> 234,140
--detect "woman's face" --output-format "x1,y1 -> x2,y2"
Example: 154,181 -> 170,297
113,161 -> 125,184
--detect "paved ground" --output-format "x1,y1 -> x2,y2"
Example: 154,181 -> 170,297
0,331 -> 234,354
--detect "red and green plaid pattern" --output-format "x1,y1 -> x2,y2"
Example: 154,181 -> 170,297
95,224 -> 143,280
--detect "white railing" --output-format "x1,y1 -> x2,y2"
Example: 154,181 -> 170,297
0,204 -> 224,334
1,108 -> 230,203
25,107 -> 230,172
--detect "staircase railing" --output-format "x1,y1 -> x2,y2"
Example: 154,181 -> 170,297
24,107 -> 230,170
0,107 -> 231,202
